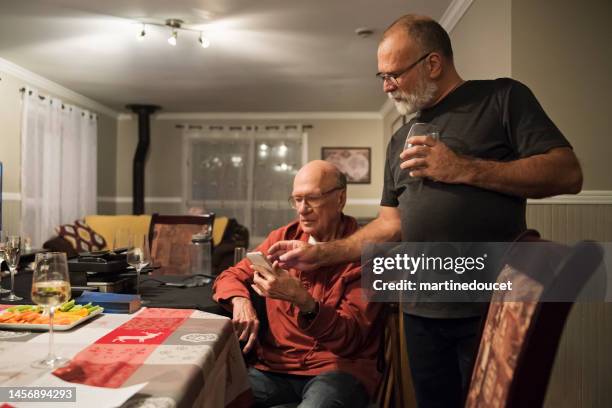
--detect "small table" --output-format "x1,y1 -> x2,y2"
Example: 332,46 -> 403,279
0,307 -> 252,407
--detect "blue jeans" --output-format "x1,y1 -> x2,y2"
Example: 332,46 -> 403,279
403,313 -> 483,408
248,367 -> 369,408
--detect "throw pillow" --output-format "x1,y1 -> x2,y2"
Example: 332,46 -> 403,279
43,236 -> 79,258
55,219 -> 107,253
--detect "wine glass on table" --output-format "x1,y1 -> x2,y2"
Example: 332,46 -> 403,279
31,252 -> 72,369
127,234 -> 151,303
0,237 -> 10,294
234,247 -> 247,266
2,235 -> 23,301
111,228 -> 130,255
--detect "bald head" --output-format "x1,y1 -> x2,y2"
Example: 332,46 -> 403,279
291,160 -> 347,241
382,14 -> 453,60
294,160 -> 346,192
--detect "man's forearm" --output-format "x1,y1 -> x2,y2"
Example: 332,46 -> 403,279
458,148 -> 582,198
319,213 -> 401,265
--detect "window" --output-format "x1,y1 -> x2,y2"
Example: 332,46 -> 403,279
183,126 -> 306,245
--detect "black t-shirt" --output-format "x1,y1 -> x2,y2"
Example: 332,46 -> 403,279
381,78 -> 572,317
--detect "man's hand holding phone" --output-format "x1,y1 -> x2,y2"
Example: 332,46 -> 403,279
247,252 -> 316,313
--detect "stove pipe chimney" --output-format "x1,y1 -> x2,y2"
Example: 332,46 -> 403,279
126,104 -> 161,215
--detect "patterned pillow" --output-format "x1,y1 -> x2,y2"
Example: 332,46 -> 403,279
55,220 -> 107,253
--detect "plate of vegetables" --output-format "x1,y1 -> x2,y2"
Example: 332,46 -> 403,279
0,300 -> 104,331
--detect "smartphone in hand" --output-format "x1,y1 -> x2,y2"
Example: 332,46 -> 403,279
246,251 -> 273,269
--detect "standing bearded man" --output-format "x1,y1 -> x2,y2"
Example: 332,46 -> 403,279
268,14 -> 582,408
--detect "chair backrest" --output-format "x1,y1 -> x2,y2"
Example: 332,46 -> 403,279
374,303 -> 418,408
149,213 -> 215,275
375,304 -> 402,408
465,236 -> 603,408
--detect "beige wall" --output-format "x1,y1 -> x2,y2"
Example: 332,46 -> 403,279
451,0 -> 512,80
512,0 -> 611,190
97,114 -> 117,207
0,72 -> 23,234
114,116 -> 384,219
382,105 -> 405,153
0,69 -> 117,233
511,1 -> 612,406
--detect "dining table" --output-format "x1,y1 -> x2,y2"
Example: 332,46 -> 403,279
0,305 -> 252,408
0,264 -> 252,408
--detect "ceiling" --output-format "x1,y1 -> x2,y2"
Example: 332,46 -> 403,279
0,0 -> 452,113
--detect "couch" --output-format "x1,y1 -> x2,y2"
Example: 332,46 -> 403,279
44,214 -> 249,275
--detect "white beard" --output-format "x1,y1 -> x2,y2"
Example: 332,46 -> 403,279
388,76 -> 438,116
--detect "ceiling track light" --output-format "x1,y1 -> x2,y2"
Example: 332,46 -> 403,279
137,23 -> 146,41
198,32 -> 210,48
134,18 -> 211,49
168,29 -> 178,46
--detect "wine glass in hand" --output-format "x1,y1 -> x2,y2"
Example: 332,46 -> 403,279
127,234 -> 151,299
2,236 -> 23,301
404,122 -> 441,192
31,252 -> 72,369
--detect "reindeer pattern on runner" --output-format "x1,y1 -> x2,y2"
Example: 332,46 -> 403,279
112,331 -> 163,343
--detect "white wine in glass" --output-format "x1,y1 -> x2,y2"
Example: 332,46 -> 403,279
2,236 -> 23,301
31,252 -> 72,369
31,280 -> 71,306
127,234 -> 151,301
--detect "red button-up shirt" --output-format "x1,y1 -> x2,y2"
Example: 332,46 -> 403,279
213,215 -> 383,397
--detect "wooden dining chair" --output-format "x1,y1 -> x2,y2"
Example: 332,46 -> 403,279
148,213 -> 215,275
374,303 -> 417,408
465,232 -> 604,408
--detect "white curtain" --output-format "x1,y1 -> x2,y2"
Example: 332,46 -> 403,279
184,126 -> 306,245
20,88 -> 97,247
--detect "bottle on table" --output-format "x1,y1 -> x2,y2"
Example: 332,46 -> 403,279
190,231 -> 212,276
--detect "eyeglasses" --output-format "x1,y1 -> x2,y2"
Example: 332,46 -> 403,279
376,52 -> 431,85
288,187 -> 344,209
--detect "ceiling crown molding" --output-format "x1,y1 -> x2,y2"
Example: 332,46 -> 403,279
439,0 -> 475,32
0,57 -> 119,119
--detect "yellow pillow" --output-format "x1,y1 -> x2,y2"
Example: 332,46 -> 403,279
84,215 -> 152,250
212,216 -> 229,247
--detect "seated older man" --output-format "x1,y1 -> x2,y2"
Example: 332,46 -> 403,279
213,160 -> 383,408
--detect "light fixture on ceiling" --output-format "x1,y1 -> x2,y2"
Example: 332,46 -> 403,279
198,32 -> 210,48
134,18 -> 211,49
137,23 -> 146,41
166,19 -> 181,46
168,29 -> 178,46
355,27 -> 375,38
